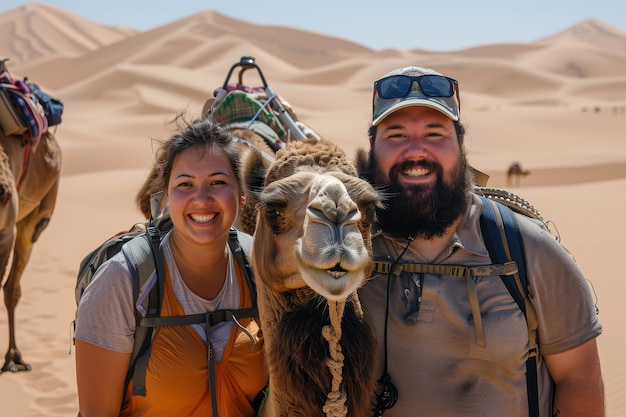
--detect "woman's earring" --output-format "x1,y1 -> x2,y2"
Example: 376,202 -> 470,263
240,195 -> 246,206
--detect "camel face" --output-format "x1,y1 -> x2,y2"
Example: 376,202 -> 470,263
243,139 -> 380,298
259,168 -> 378,299
300,172 -> 375,299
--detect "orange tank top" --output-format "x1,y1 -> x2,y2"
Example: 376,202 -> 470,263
120,260 -> 267,417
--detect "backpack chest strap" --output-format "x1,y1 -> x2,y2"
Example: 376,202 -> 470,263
138,307 -> 259,329
133,306 -> 260,405
373,260 -> 518,346
373,260 -> 518,279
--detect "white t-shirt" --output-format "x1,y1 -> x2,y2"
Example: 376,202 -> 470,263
74,231 -> 240,362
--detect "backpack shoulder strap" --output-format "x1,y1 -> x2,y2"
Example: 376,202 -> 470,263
479,196 -> 528,311
229,227 -> 256,308
120,225 -> 165,398
370,196 -> 542,417
119,225 -> 257,411
478,195 -> 540,417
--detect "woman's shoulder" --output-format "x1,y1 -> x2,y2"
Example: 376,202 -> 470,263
87,251 -> 134,296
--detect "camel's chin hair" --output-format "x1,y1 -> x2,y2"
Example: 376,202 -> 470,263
299,267 -> 364,301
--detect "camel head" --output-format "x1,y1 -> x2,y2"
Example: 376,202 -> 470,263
241,138 -> 381,300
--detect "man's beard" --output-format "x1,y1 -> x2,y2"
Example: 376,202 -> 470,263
369,150 -> 472,240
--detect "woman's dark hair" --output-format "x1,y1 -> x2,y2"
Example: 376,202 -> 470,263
154,115 -> 241,190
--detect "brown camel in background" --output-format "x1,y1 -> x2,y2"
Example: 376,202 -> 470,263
507,161 -> 530,187
242,138 -> 380,417
0,131 -> 61,372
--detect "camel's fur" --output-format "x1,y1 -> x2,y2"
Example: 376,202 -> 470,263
0,131 -> 61,372
242,138 -> 380,417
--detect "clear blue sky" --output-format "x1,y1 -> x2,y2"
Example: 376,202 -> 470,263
2,1 -> 625,51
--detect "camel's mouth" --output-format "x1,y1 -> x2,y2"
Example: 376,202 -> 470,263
328,263 -> 347,278
299,264 -> 364,301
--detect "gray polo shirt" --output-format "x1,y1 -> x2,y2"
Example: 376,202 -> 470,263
358,193 -> 602,417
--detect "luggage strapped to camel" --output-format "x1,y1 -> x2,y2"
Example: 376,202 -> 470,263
73,193 -> 257,416
206,56 -> 320,154
372,179 -> 594,417
0,58 -> 63,142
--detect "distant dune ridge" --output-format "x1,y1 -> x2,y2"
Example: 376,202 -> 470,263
0,2 -> 625,416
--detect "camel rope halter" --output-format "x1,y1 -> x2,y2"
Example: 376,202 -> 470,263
322,299 -> 348,417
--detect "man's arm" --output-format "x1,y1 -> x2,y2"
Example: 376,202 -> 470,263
544,338 -> 604,417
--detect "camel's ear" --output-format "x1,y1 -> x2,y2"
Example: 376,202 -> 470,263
354,147 -> 370,178
136,164 -> 163,219
240,146 -> 269,206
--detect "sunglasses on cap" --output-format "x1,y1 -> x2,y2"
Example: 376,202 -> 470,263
374,74 -> 458,99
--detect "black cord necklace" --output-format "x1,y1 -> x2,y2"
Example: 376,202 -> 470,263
372,235 -> 414,416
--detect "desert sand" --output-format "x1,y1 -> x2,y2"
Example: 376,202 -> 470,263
1,3 -> 625,416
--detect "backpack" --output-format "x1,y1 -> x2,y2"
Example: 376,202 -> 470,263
74,212 -> 257,416
371,186 -> 559,417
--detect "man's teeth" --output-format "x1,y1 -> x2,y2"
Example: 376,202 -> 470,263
404,168 -> 430,177
190,213 -> 216,223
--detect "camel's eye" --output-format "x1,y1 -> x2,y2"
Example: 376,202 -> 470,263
359,203 -> 377,232
264,203 -> 279,218
263,202 -> 285,234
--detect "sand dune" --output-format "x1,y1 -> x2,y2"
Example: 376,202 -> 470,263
538,18 -> 626,54
518,43 -> 626,78
1,2 -> 625,416
0,3 -> 135,66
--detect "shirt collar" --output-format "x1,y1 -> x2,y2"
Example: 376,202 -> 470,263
371,193 -> 490,261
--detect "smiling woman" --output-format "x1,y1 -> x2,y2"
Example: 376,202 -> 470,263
74,115 -> 267,417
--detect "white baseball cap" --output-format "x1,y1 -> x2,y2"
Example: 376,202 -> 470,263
372,66 -> 460,125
